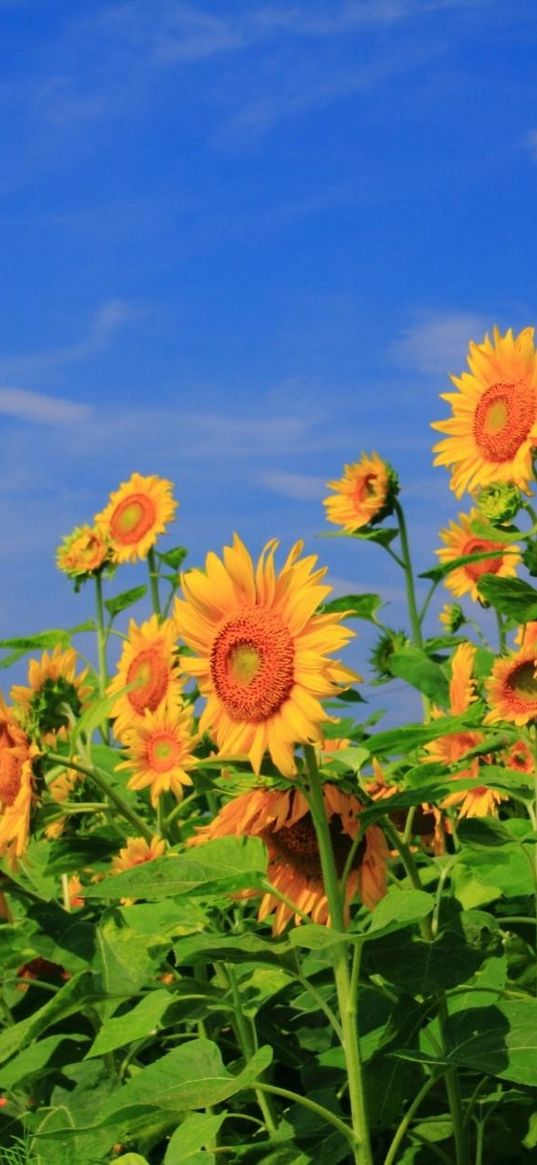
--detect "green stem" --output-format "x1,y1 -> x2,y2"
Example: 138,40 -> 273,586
45,752 -> 154,843
254,1083 -> 357,1149
303,744 -> 373,1165
394,499 -> 423,647
94,573 -> 108,698
293,952 -> 343,1041
383,1072 -> 441,1165
147,547 -> 161,617
495,610 -> 506,653
218,962 -> 278,1136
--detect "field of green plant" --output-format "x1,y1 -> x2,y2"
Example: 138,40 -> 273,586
1,327 -> 537,1164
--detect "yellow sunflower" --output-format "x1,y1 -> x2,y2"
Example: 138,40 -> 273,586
0,697 -> 38,865
189,784 -> 387,935
432,326 -> 537,497
485,641 -> 537,726
11,646 -> 92,745
111,835 -> 166,874
57,525 -> 110,578
174,535 -> 356,778
117,706 -> 196,807
107,615 -> 182,741
323,452 -> 397,532
436,509 -> 520,602
95,472 -> 177,564
442,784 -> 506,819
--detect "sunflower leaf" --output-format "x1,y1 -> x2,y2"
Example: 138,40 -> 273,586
104,585 -> 148,618
420,547 -> 517,584
321,593 -> 383,621
476,575 -> 537,621
387,646 -> 450,705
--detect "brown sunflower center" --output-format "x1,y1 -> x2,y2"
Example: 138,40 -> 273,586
354,472 -> 379,504
473,380 -> 535,463
507,660 -> 537,706
127,648 -> 169,715
0,746 -> 21,806
267,814 -> 364,880
110,494 -> 156,545
146,730 -> 182,772
462,537 -> 503,582
210,609 -> 295,722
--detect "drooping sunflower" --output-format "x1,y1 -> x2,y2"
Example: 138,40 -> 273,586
111,835 -> 166,875
11,647 -> 92,745
174,535 -> 356,777
0,697 -> 38,864
116,706 -> 196,807
485,640 -> 537,726
107,615 -> 182,741
323,452 -> 398,532
432,326 -> 537,497
189,784 -> 387,935
501,739 -> 534,773
436,509 -> 520,602
95,472 -> 177,564
57,525 -> 110,579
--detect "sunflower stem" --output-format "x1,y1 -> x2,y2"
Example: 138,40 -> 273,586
394,499 -> 423,647
147,547 -> 161,617
94,573 -> 109,742
45,752 -> 154,843
495,610 -> 506,653
303,744 -> 373,1165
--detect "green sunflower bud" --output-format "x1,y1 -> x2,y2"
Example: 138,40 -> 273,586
438,603 -> 466,633
369,630 -> 408,682
475,483 -> 521,526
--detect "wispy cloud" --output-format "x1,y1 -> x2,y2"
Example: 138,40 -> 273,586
393,310 -> 490,376
0,387 -> 90,425
0,299 -> 141,381
259,470 -> 327,501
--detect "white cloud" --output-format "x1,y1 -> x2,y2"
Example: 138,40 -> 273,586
0,299 -> 141,381
0,387 -> 91,425
393,310 -> 490,376
259,470 -> 327,500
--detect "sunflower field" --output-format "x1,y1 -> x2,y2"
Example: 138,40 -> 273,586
2,327 -> 537,1165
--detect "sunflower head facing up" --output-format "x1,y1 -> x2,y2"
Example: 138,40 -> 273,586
95,472 -> 177,564
107,615 -> 183,741
436,509 -> 520,602
116,705 -> 196,807
0,696 -> 38,864
11,646 -> 92,746
189,784 -> 387,934
432,326 -> 537,497
57,525 -> 111,579
323,452 -> 399,533
174,535 -> 356,778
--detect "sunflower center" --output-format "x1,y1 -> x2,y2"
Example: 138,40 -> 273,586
268,814 -> 364,880
110,494 -> 156,545
474,381 -> 535,462
147,730 -> 181,772
127,648 -> 169,715
354,473 -> 378,503
462,537 -> 502,582
210,609 -> 295,722
508,660 -> 537,705
31,678 -> 83,736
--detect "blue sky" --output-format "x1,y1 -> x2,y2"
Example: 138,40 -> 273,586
1,0 -> 536,716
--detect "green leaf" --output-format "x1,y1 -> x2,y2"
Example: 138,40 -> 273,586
367,889 -> 433,936
445,1001 -> 537,1086
321,527 -> 398,548
0,630 -> 72,651
164,1113 -> 225,1163
34,1106 -> 77,1165
0,971 -> 98,1065
114,1156 -> 150,1165
172,932 -> 291,967
74,692 -> 118,740
104,585 -> 148,618
321,593 -> 383,621
157,546 -> 188,570
86,989 -> 172,1057
420,546 -> 519,583
477,575 -> 537,621
84,837 -> 268,900
1,1035 -> 88,1089
95,912 -> 166,1016
366,707 -> 482,757
457,817 -> 518,848
388,646 -> 449,705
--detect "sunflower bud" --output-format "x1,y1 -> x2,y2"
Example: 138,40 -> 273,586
369,630 -> 408,681
475,483 -> 521,526
438,603 -> 465,633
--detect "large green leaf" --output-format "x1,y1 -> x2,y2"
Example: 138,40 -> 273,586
104,585 -> 148,618
445,1001 -> 537,1086
0,971 -> 98,1064
1,1035 -> 88,1089
86,989 -> 172,1057
84,837 -> 267,900
172,931 -> 292,967
477,575 -> 537,620
164,1113 -> 226,1164
420,546 -> 519,583
366,707 -> 482,757
321,593 -> 383,621
387,646 -> 449,705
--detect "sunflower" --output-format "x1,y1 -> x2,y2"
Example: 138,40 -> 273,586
436,509 -> 520,601
323,453 -> 398,532
485,641 -> 537,726
11,647 -> 91,746
190,784 -> 387,935
117,706 -> 196,807
502,739 -> 534,773
107,615 -> 182,741
174,535 -> 356,778
432,326 -> 537,497
57,525 -> 110,578
0,697 -> 38,864
365,759 -> 445,854
95,472 -> 177,564
111,835 -> 166,874
442,784 -> 506,819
